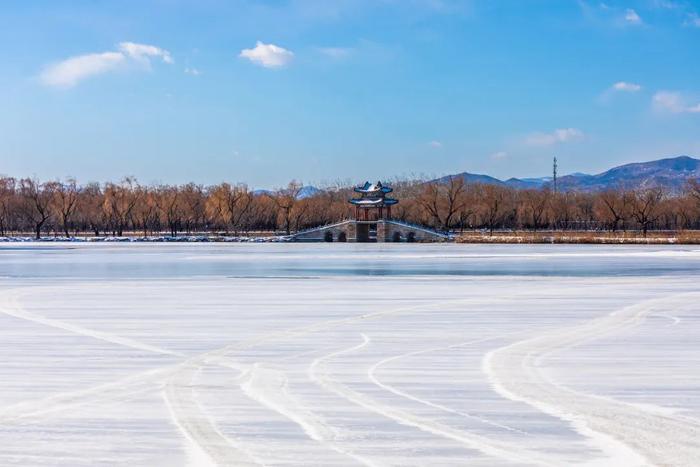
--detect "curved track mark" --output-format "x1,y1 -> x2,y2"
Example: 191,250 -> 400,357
163,296 -> 483,466
0,365 -> 174,423
164,362 -> 261,467
1,291 -> 183,357
368,335 -> 530,436
240,364 -> 382,467
310,334 -> 556,466
652,312 -> 681,326
484,294 -> 700,466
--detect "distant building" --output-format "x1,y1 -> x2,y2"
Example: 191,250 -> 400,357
291,180 -> 449,243
350,181 -> 398,220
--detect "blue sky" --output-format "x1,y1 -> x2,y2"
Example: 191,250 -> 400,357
0,0 -> 699,188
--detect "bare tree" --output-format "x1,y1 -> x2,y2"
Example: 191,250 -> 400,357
133,187 -> 158,236
20,178 -> 54,239
687,179 -> 700,209
78,182 -> 105,236
630,188 -> 664,237
207,183 -> 252,235
291,199 -> 311,232
0,177 -> 16,236
270,181 -> 304,235
416,176 -> 467,230
673,194 -> 697,230
478,184 -> 510,235
51,178 -> 79,236
155,185 -> 182,236
550,192 -> 574,230
181,183 -> 205,234
103,177 -> 140,236
575,192 -> 597,230
594,189 -> 630,232
246,193 -> 278,233
519,189 -> 551,230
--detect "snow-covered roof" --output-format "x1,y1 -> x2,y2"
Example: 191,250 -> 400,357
354,181 -> 393,194
349,197 -> 398,206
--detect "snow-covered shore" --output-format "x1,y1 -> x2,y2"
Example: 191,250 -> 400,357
0,235 -> 289,243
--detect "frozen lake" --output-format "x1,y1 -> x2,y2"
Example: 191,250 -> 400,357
1,243 -> 699,466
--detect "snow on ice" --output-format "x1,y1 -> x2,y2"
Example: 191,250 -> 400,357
0,243 -> 699,466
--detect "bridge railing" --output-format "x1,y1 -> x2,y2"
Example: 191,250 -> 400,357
385,219 -> 452,239
289,218 -> 453,240
289,219 -> 353,237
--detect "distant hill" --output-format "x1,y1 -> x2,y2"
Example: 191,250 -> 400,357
440,155 -> 700,193
504,176 -> 551,190
296,185 -> 321,199
556,156 -> 700,192
435,172 -> 505,186
251,185 -> 320,199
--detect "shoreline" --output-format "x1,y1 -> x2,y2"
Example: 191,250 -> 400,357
2,231 -> 700,245
456,231 -> 700,245
0,235 -> 288,243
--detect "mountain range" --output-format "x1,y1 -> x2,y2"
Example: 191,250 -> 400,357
253,155 -> 700,197
440,155 -> 700,193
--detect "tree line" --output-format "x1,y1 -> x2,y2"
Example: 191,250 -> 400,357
1,175 -> 700,239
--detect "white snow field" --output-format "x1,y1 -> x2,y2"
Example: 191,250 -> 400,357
0,244 -> 699,466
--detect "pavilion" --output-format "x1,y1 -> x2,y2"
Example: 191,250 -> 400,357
291,180 -> 450,243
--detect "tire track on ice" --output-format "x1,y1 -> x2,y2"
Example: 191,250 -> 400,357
0,348 -> 258,465
240,363 -> 383,467
0,365 -> 175,423
164,296 -> 485,467
0,351 -> 245,424
164,362 -> 261,467
309,334 -> 557,466
0,289 -> 190,423
0,290 -> 183,357
367,334 -> 530,436
0,288 -> 259,466
652,311 -> 680,326
0,288 -> 260,465
2,289 -> 482,466
483,293 -> 700,466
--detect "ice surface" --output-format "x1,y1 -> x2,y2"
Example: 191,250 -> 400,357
0,243 -> 699,466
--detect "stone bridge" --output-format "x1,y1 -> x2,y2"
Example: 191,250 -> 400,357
290,219 -> 451,243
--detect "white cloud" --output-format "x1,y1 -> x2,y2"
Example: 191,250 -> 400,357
40,42 -> 173,88
624,8 -> 642,24
651,0 -> 682,9
318,47 -> 353,59
685,12 -> 700,27
612,81 -> 641,92
525,128 -> 585,147
653,91 -> 684,112
490,151 -> 508,160
239,41 -> 293,68
118,42 -> 173,64
40,52 -> 125,88
429,140 -> 442,148
184,67 -> 201,76
653,91 -> 700,113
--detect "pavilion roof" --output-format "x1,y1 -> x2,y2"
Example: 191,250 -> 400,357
354,181 -> 393,194
349,197 -> 398,206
